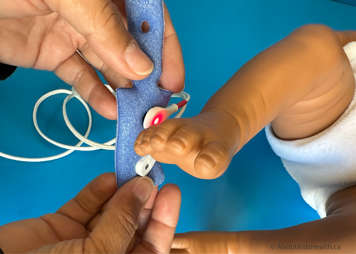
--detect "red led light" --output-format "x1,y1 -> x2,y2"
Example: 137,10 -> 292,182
151,112 -> 164,126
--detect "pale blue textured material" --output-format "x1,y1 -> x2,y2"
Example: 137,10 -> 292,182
115,0 -> 172,186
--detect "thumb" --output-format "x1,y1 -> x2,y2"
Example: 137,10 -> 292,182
85,177 -> 154,253
44,0 -> 153,79
3,0 -> 154,79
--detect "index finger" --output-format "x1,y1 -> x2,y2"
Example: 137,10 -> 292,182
86,177 -> 154,253
160,4 -> 185,92
57,173 -> 117,226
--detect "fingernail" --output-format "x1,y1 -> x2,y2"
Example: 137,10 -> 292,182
125,41 -> 154,76
133,177 -> 154,203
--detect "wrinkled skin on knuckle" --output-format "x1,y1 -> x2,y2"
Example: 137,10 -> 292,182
116,205 -> 139,238
84,235 -> 108,253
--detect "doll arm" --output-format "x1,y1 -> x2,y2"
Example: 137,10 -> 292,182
172,185 -> 356,254
238,185 -> 356,253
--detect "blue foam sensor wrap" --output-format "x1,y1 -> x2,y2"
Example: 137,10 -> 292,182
115,0 -> 172,186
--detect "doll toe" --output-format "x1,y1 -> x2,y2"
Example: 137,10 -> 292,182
194,142 -> 231,179
150,120 -> 183,151
167,126 -> 202,155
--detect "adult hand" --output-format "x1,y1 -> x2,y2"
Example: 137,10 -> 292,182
0,173 -> 181,254
0,0 -> 185,119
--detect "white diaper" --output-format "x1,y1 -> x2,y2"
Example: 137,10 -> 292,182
265,42 -> 356,218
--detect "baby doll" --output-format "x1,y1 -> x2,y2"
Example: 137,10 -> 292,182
135,24 -> 356,253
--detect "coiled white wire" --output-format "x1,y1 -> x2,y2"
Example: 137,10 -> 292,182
0,85 -> 190,163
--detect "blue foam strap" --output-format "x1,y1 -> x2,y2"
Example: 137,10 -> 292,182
115,0 -> 172,186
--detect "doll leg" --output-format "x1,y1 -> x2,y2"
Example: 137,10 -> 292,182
135,25 -> 356,180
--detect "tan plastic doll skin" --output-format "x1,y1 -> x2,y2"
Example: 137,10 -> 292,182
135,25 -> 356,253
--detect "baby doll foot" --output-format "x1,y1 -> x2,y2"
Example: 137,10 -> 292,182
134,111 -> 240,179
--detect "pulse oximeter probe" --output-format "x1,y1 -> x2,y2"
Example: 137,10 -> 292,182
0,0 -> 191,187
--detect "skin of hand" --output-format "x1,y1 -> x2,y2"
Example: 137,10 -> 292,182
0,0 -> 185,120
0,173 -> 181,254
135,24 -> 356,180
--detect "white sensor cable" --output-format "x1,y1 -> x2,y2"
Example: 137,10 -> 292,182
0,86 -> 190,163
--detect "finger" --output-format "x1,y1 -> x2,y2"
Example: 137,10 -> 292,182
0,18 -> 43,66
46,0 -> 154,80
57,173 -> 117,226
126,186 -> 159,252
88,189 -> 156,232
133,184 -> 181,254
138,187 -> 159,234
86,212 -> 101,232
0,0 -> 51,18
160,4 -> 185,92
77,45 -> 132,89
87,188 -> 158,232
55,53 -> 117,120
86,177 -> 154,254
